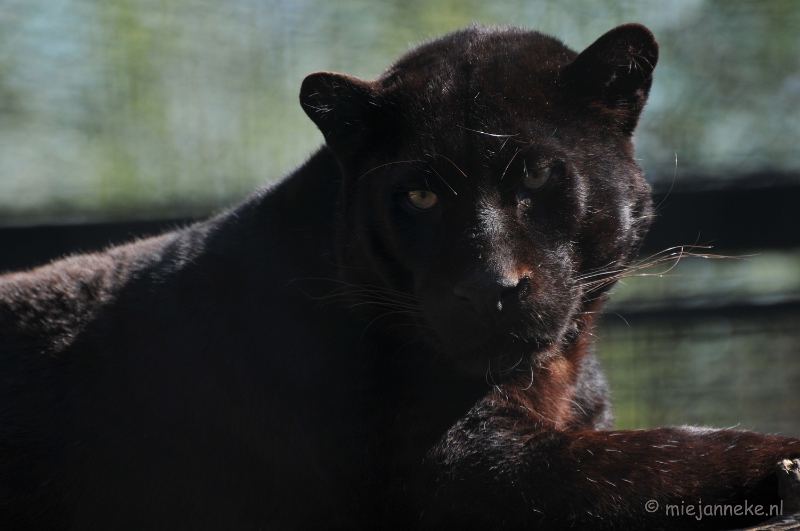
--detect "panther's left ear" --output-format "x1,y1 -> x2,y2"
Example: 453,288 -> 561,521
561,23 -> 659,134
300,72 -> 383,162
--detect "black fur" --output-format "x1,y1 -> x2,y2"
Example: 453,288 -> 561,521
1,24 -> 797,530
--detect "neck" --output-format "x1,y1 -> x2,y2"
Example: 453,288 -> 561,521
498,312 -> 608,430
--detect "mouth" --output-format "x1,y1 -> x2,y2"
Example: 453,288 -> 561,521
423,293 -> 561,362
456,300 -> 550,352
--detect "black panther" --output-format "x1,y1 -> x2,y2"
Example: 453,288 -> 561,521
1,23 -> 797,530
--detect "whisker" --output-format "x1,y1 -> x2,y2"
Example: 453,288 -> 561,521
311,291 -> 424,311
322,299 -> 424,313
435,154 -> 469,179
500,148 -> 522,181
314,287 -> 421,306
429,166 -> 458,197
457,125 -> 519,139
292,277 -> 421,302
653,150 -> 678,214
359,309 -> 431,342
578,245 -> 753,295
390,327 -> 438,359
348,159 -> 424,194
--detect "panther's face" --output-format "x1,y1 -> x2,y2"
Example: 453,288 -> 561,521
300,24 -> 657,366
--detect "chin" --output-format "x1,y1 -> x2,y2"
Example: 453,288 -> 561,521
439,327 -> 557,377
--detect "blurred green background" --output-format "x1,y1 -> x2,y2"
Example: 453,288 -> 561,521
2,0 -> 799,225
1,0 -> 799,434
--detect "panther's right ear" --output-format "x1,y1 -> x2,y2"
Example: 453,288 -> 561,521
300,72 -> 382,162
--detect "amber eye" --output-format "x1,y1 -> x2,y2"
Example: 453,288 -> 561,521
522,162 -> 553,190
406,190 -> 439,210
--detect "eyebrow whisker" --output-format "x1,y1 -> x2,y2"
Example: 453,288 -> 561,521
429,166 -> 458,196
435,154 -> 469,179
457,125 -> 519,138
500,148 -> 523,181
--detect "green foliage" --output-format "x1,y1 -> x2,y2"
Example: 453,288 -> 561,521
0,0 -> 799,225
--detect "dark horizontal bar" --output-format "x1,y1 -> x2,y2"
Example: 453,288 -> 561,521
1,179 -> 799,275
642,182 -> 800,254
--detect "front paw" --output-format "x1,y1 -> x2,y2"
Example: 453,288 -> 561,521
778,459 -> 800,512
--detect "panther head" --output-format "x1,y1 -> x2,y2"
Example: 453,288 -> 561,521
300,24 -> 657,368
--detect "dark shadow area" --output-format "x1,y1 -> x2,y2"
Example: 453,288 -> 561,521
0,218 -> 194,274
642,177 -> 800,254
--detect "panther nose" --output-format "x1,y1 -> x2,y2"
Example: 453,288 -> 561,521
454,278 -> 518,319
